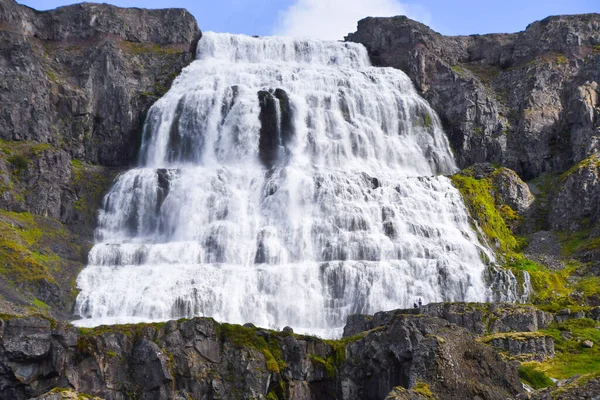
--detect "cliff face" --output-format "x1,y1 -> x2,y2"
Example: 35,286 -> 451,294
0,0 -> 200,315
347,15 -> 600,180
0,308 -> 524,400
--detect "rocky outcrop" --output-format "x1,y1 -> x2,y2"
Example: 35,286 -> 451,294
549,154 -> 600,231
0,312 -> 524,400
0,0 -> 200,166
344,303 -> 553,337
520,377 -> 600,399
0,0 -> 200,315
483,332 -> 555,361
347,14 -> 600,180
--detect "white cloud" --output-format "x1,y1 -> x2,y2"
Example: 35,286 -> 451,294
273,0 -> 430,40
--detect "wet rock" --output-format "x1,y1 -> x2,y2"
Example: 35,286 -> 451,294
257,88 -> 294,168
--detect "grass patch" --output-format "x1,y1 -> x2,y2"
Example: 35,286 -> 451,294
507,258 -> 574,304
536,319 -> 600,379
413,381 -> 436,399
480,331 -> 546,343
518,364 -> 555,389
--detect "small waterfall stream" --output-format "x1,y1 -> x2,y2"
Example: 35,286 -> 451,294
73,32 -> 521,337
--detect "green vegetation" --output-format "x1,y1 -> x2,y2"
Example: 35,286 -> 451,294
310,355 -> 336,377
450,65 -> 468,78
46,70 -> 60,84
558,154 -> 600,183
119,41 -> 184,56
480,331 -> 547,343
423,114 -> 432,128
77,321 -> 167,354
518,364 -> 555,389
217,323 -> 287,373
71,159 -> 116,226
450,170 -> 521,255
555,55 -> 568,65
507,258 -> 573,304
537,318 -> 600,378
7,154 -> 28,172
593,45 -> 600,54
0,209 -> 87,312
413,381 -> 436,399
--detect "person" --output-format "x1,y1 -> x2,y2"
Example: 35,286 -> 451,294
418,298 -> 422,307
413,302 -> 418,309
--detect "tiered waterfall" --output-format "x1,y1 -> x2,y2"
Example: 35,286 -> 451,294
74,32 -> 521,337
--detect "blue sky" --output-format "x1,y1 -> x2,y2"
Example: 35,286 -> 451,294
19,0 -> 600,40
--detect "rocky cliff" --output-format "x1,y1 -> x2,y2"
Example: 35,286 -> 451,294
347,15 -> 600,180
0,0 -> 200,316
3,303 -> 600,400
0,305 -> 527,400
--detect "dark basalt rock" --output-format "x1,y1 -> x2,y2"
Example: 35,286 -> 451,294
344,303 -> 553,337
258,88 -> 294,169
0,312 -> 523,400
347,14 -> 600,180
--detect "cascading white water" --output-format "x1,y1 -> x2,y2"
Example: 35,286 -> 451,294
74,32 -> 520,337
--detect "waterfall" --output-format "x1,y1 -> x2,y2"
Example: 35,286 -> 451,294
74,32 -> 517,337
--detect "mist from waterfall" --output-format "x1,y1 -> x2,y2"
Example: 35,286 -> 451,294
73,32 -> 521,337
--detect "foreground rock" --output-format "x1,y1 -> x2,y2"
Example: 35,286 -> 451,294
0,312 -> 523,400
347,14 -> 600,180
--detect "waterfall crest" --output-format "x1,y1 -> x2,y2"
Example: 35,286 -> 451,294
74,32 -> 512,337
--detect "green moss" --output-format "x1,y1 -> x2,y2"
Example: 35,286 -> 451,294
450,172 -> 519,254
217,323 -> 287,373
559,154 -> 600,183
310,355 -> 336,377
0,210 -> 88,313
71,159 -> 116,226
423,114 -> 432,128
593,45 -> 600,54
450,65 -> 468,78
7,154 -> 28,172
555,55 -> 568,65
32,298 -> 50,310
481,331 -> 546,343
507,258 -> 573,303
119,41 -> 184,56
413,381 -> 436,399
518,364 -> 555,389
46,70 -> 59,84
